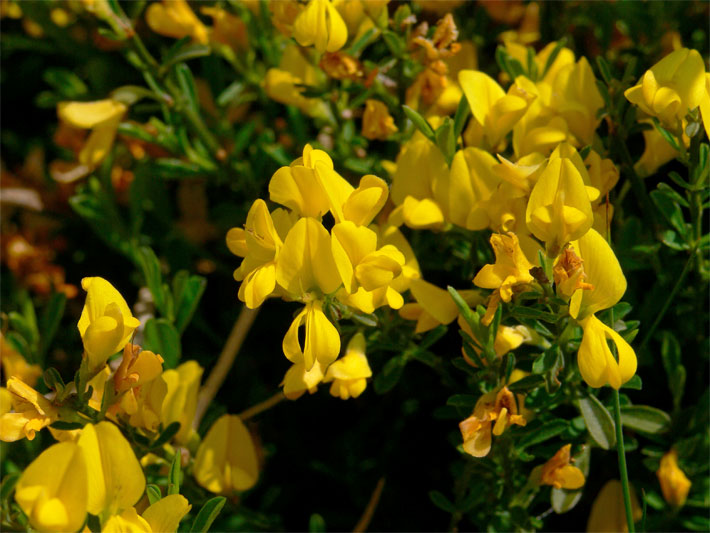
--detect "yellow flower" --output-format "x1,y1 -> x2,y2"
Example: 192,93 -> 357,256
657,449 -> 691,507
283,300 -> 340,371
1,333 -> 42,387
264,45 -> 329,117
564,229 -> 636,389
0,387 -> 11,415
0,377 -> 58,442
634,119 -> 684,178
113,343 -> 164,394
625,48 -> 706,128
458,315 -> 533,364
145,0 -> 209,44
293,0 -> 348,53
55,99 -> 127,182
161,360 -> 203,445
585,150 -> 620,200
538,444 -> 585,490
77,421 -> 145,519
331,221 -> 405,296
323,333 -> 372,399
78,276 -> 141,372
201,6 -> 248,53
473,233 -> 534,325
14,441 -> 88,532
282,360 -> 324,400
459,386 -> 526,457
399,278 -> 460,334
228,199 -> 290,309
587,480 -> 642,532
276,217 -> 342,299
525,156 -> 593,256
103,496 -> 191,533
362,99 -> 398,140
268,0 -> 303,37
552,57 -> 605,145
432,148 -> 500,231
700,73 -> 710,140
458,71 -> 536,151
193,414 -> 259,494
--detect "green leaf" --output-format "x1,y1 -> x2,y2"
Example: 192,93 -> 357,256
620,405 -> 671,434
453,95 -> 470,140
0,472 -> 20,503
620,375 -> 643,390
143,318 -> 181,368
43,68 -> 88,98
650,189 -> 688,238
517,419 -> 568,449
50,421 -> 85,431
309,514 -> 326,533
146,485 -> 162,505
347,27 -> 376,55
435,117 -> 456,164
190,497 -> 227,532
152,158 -> 204,179
578,394 -> 616,449
374,354 -> 407,394
43,368 -> 65,394
507,374 -> 545,393
164,44 -> 211,72
446,394 -> 478,411
403,105 -> 436,142
110,85 -> 158,106
429,490 -> 456,513
660,331 -> 685,410
551,487 -> 583,515
382,30 -> 405,57
510,306 -> 559,323
168,452 -> 181,496
175,63 -> 199,113
595,56 -> 612,85
542,39 -> 567,78
136,246 -> 165,315
152,421 -> 181,449
651,118 -> 681,151
173,273 -> 207,333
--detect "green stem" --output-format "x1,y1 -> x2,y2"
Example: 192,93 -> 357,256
612,389 -> 635,533
638,252 -> 694,351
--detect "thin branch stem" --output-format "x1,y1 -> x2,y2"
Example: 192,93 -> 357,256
239,392 -> 285,421
193,306 -> 260,429
353,477 -> 386,533
612,389 -> 635,533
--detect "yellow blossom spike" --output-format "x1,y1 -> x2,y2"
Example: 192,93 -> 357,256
625,48 -> 706,128
14,441 -> 88,532
587,480 -> 642,533
539,444 -> 586,490
283,300 -> 340,371
525,157 -> 593,256
568,228 -> 627,320
161,360 -> 203,445
78,277 -> 141,371
323,333 -> 372,399
193,414 -> 260,494
657,449 -> 691,508
282,360 -> 324,400
77,421 -> 145,517
293,0 -> 348,53
145,0 -> 209,44
577,314 -> 637,390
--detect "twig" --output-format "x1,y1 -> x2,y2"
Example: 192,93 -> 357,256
239,392 -> 285,421
193,306 -> 260,429
353,477 -> 386,533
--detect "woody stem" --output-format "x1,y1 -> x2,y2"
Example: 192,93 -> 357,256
239,392 -> 285,421
612,389 -> 635,533
193,306 -> 260,429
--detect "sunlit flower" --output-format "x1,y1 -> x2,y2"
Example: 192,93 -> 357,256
323,333 -> 372,399
293,0 -> 348,53
282,360 -> 324,400
625,48 -> 706,128
77,421 -> 146,518
78,277 -> 141,372
161,360 -> 203,445
14,441 -> 88,532
283,300 -> 340,371
587,480 -> 641,532
193,414 -> 260,494
0,377 -> 58,442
